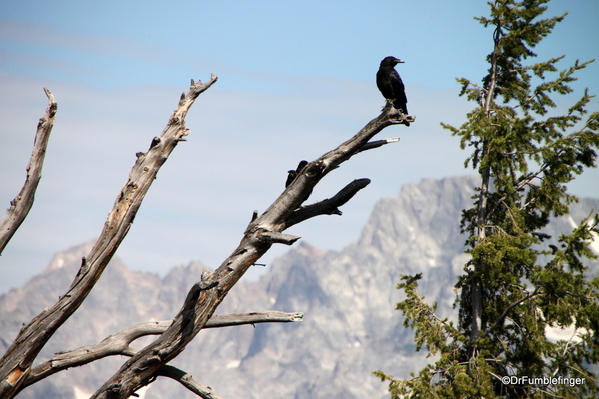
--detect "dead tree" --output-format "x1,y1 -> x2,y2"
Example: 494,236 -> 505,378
0,88 -> 57,254
0,75 -> 413,399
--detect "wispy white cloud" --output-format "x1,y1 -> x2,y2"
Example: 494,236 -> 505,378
1,0 -> 597,295
0,19 -> 176,62
0,66 -> 472,294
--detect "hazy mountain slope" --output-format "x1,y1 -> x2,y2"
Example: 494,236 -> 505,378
1,175 -> 597,399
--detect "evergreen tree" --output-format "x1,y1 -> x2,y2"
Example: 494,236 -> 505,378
375,1 -> 599,398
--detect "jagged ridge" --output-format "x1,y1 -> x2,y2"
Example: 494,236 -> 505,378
1,175 -> 597,399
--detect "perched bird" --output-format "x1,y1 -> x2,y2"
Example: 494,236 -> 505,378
285,160 -> 308,188
376,56 -> 409,125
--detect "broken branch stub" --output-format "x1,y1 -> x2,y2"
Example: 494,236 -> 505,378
90,99 -> 406,399
0,76 -> 217,399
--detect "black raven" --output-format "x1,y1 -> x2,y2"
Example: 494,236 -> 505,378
376,56 -> 409,124
285,160 -> 308,188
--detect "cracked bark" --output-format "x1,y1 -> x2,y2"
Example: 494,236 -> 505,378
0,88 -> 57,255
0,76 -> 218,399
90,102 -> 407,399
21,311 -> 302,394
0,83 -> 408,399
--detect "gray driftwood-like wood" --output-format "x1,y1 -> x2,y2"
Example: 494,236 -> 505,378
0,80 -> 409,398
22,311 -> 302,389
286,178 -> 371,228
158,365 -> 224,399
89,102 -> 408,399
0,88 -> 57,255
0,76 -> 218,399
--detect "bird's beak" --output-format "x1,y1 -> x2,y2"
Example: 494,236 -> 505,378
396,59 -> 405,63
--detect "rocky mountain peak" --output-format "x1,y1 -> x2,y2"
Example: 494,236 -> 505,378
2,175 -> 597,399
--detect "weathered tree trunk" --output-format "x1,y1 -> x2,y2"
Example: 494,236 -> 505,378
0,88 -> 56,255
0,75 -> 410,398
0,76 -> 217,399
21,311 -> 302,397
90,103 -> 408,399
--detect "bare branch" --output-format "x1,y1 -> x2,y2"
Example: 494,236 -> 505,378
286,178 -> 371,228
0,88 -> 57,255
158,365 -> 224,399
207,311 -> 304,326
23,311 -> 301,388
90,99 -> 406,399
357,137 -> 400,153
35,311 -> 302,397
0,76 -> 218,399
258,232 -> 301,245
388,107 -> 415,126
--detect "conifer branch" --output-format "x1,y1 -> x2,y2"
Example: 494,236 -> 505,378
396,3 -> 599,397
480,289 -> 543,339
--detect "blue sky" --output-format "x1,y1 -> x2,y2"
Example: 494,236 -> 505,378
1,0 -> 598,294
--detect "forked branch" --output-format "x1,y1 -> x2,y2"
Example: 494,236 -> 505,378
90,99 -> 408,399
0,76 -> 218,399
286,178 -> 371,227
23,311 -> 302,388
158,365 -> 224,399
